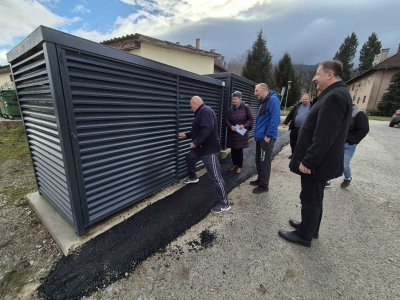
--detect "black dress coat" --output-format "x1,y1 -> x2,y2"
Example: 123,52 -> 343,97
226,103 -> 254,149
289,81 -> 352,181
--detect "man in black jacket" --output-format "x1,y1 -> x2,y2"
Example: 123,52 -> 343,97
283,94 -> 312,158
340,104 -> 369,188
179,96 -> 230,214
278,60 -> 352,247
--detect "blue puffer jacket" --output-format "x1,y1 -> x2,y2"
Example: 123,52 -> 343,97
254,91 -> 281,140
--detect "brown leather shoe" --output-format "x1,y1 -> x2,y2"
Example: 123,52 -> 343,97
235,167 -> 242,174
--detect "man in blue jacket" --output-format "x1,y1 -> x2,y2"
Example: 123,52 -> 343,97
179,96 -> 230,213
250,83 -> 281,194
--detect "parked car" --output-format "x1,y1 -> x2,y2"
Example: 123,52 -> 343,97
389,109 -> 400,127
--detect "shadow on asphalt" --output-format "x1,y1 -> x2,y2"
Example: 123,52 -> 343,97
38,132 -> 289,299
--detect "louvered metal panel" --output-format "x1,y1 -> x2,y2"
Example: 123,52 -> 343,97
61,48 -> 179,224
7,26 -> 224,234
207,73 -> 259,149
9,46 -> 74,223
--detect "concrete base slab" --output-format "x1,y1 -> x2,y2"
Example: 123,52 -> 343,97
27,169 -> 207,256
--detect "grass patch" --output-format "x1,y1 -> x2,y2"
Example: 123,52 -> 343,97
0,122 -> 31,165
368,115 -> 391,121
0,184 -> 36,205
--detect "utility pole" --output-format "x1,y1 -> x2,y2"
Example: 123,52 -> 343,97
284,80 -> 292,111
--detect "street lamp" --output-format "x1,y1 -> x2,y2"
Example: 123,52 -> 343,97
284,80 -> 292,111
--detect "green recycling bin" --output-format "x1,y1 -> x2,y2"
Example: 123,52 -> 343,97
0,89 -> 21,119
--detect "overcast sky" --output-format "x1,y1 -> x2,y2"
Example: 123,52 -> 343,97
1,0 -> 399,66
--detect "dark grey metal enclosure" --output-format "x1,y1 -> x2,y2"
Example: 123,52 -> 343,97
207,73 -> 258,149
7,26 -> 224,235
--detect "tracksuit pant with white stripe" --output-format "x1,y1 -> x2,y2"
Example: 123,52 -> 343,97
186,150 -> 228,206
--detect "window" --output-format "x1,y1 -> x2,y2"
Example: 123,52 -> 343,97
357,97 -> 360,104
363,96 -> 366,103
352,85 -> 355,91
352,95 -> 356,101
367,77 -> 372,85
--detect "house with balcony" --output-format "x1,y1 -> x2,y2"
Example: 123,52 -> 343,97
347,47 -> 400,112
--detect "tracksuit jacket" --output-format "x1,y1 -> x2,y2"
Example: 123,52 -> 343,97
186,104 -> 220,156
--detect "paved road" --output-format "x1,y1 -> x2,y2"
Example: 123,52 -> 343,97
82,120 -> 400,299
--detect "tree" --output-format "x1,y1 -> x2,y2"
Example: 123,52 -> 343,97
358,32 -> 382,74
274,53 -> 301,107
377,69 -> 400,116
242,30 -> 274,87
333,32 -> 358,82
226,53 -> 246,75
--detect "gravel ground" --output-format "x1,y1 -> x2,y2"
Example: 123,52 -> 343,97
0,121 -> 62,300
1,120 -> 399,299
85,120 -> 400,300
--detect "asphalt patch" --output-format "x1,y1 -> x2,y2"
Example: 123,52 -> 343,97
187,229 -> 216,252
38,132 -> 289,299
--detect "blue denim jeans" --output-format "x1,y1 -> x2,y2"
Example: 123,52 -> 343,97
343,143 -> 357,180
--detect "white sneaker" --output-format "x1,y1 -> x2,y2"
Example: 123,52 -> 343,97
183,178 -> 199,184
211,204 -> 231,213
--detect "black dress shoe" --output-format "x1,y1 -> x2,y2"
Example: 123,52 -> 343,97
289,219 -> 300,229
249,179 -> 260,186
253,186 -> 269,194
278,230 -> 311,247
288,219 -> 319,239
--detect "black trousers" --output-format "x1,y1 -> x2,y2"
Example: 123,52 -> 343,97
185,150 -> 228,206
231,148 -> 243,167
255,139 -> 275,188
297,175 -> 325,241
289,127 -> 300,154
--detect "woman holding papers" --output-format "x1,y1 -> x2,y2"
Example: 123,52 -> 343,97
226,91 -> 254,174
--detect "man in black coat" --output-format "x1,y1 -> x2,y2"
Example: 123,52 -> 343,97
278,60 -> 352,247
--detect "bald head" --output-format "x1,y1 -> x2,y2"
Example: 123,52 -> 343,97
190,95 -> 204,112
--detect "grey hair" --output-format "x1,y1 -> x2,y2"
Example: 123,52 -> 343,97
231,90 -> 242,98
257,83 -> 269,90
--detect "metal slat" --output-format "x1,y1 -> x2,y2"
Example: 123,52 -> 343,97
88,174 -> 176,221
87,164 -> 176,209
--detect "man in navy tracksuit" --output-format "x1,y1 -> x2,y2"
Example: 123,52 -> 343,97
179,96 -> 230,213
250,83 -> 281,194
